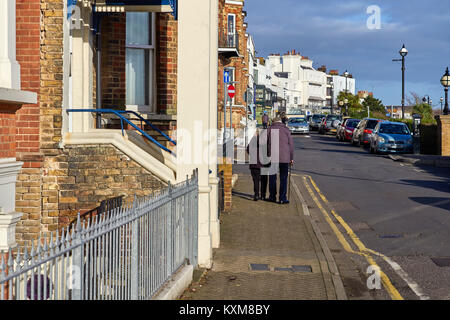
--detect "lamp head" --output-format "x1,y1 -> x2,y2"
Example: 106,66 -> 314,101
399,44 -> 408,57
441,67 -> 450,88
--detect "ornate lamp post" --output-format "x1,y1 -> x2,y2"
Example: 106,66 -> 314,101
344,70 -> 349,94
330,81 -> 334,115
338,100 -> 344,115
422,95 -> 431,106
441,67 -> 450,115
393,44 -> 408,119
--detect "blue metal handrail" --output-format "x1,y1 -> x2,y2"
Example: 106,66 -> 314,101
116,110 -> 176,146
67,109 -> 176,156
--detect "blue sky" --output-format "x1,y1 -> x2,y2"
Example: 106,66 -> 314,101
244,0 -> 450,108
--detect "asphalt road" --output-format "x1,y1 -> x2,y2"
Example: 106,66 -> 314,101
291,131 -> 450,299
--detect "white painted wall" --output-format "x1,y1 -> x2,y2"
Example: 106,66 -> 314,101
177,0 -> 219,268
0,0 -> 21,90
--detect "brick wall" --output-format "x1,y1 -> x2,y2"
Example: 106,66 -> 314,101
0,109 -> 18,158
156,13 -> 178,115
58,145 -> 166,227
16,0 -> 41,159
437,115 -> 450,156
15,0 -> 44,245
101,14 -> 126,110
218,161 -> 232,212
218,0 -> 248,130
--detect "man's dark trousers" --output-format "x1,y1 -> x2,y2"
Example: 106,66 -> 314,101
269,163 -> 289,202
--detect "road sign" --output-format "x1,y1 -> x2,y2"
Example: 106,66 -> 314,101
224,70 -> 230,84
228,85 -> 235,99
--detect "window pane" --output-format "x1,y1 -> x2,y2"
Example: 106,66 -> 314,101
126,13 -> 150,46
228,15 -> 235,33
126,48 -> 149,106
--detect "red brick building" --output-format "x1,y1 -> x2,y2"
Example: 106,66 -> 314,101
6,1 -> 182,246
218,0 -> 249,132
0,0 -> 37,251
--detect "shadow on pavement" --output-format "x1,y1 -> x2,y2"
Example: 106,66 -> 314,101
232,190 -> 254,201
409,197 -> 450,211
401,179 -> 450,194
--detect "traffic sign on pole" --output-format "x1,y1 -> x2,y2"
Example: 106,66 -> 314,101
228,85 -> 235,99
224,70 -> 230,84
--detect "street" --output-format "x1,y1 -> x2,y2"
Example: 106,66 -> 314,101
291,132 -> 450,299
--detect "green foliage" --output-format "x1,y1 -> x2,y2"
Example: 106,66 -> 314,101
362,95 -> 385,113
413,103 -> 436,124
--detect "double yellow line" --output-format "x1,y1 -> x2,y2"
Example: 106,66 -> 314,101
302,175 -> 404,300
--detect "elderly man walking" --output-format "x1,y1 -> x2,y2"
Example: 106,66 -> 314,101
267,113 -> 294,204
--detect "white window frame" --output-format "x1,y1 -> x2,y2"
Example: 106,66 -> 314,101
227,14 -> 236,47
125,12 -> 156,114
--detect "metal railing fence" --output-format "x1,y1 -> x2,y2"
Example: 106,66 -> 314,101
0,171 -> 198,300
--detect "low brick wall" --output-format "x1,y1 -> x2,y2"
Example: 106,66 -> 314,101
437,115 -> 450,156
218,160 -> 232,212
15,144 -> 167,246
58,144 -> 167,227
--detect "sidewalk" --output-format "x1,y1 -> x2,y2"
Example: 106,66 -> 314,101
180,173 -> 346,300
388,154 -> 450,168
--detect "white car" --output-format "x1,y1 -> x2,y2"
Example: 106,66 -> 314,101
287,118 -> 310,134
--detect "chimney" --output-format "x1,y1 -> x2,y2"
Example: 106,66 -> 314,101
318,65 -> 327,73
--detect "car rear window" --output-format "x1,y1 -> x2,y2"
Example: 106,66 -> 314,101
346,120 -> 360,128
327,115 -> 341,121
289,118 -> 307,124
379,124 -> 410,135
366,120 -> 380,129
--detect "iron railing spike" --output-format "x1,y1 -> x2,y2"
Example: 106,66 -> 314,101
7,249 -> 14,271
0,255 -> 5,276
60,228 -> 66,246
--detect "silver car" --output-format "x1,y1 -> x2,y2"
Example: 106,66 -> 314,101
288,118 -> 310,134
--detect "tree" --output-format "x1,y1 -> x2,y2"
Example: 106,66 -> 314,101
406,91 -> 422,106
362,95 -> 385,114
337,91 -> 363,117
413,103 -> 434,123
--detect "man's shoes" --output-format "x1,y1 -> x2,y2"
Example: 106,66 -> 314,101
268,198 -> 277,203
279,200 -> 290,205
253,195 -> 259,202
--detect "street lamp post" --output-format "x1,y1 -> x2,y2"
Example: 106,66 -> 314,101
330,81 -> 334,115
423,95 -> 431,106
344,98 -> 349,116
393,44 -> 408,119
344,70 -> 349,94
441,67 -> 450,115
338,100 -> 344,116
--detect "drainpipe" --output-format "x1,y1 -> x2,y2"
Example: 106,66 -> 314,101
96,17 -> 102,128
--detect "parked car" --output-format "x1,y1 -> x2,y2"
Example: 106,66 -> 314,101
318,114 -> 343,134
287,117 -> 310,135
370,121 -> 413,154
351,118 -> 381,147
337,118 -> 360,142
309,114 -> 325,131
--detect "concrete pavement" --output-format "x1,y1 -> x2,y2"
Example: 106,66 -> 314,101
180,172 -> 346,300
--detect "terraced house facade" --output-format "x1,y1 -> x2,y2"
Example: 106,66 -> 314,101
1,0 -> 221,269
